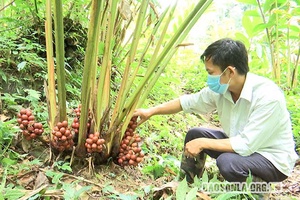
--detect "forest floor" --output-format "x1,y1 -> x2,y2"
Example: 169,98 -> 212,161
3,138 -> 300,200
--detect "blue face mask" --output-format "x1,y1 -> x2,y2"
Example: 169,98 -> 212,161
207,68 -> 231,94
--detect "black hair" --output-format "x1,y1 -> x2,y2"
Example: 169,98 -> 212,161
200,38 -> 249,75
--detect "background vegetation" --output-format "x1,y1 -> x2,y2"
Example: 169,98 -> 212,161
0,0 -> 299,199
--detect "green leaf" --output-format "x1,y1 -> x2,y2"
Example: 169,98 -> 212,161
185,187 -> 198,200
216,192 -> 241,200
235,0 -> 257,5
235,32 -> 250,48
201,170 -> 208,183
25,89 -> 41,101
1,158 -> 17,166
17,61 -> 27,71
74,185 -> 92,197
176,178 -> 189,200
3,188 -> 25,200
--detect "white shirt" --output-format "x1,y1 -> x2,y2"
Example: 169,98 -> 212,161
179,72 -> 298,176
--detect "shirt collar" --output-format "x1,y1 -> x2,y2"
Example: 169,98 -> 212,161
223,72 -> 253,103
239,72 -> 253,102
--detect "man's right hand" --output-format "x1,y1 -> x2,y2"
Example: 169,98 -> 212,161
133,108 -> 153,126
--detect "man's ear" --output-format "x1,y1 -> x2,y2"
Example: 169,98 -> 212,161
228,66 -> 236,75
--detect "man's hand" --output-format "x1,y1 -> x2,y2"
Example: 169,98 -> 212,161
184,138 -> 203,157
133,108 -> 153,126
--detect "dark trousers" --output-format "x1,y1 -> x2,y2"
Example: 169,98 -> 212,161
180,127 -> 287,183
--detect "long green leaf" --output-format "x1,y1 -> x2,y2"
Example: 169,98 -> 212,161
124,0 -> 213,116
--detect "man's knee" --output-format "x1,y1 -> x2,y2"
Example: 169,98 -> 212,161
185,127 -> 207,144
216,153 -> 248,182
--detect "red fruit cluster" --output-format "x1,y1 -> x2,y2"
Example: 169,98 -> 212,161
51,121 -> 74,152
85,132 -> 105,153
117,117 -> 145,166
71,104 -> 91,134
17,108 -> 43,140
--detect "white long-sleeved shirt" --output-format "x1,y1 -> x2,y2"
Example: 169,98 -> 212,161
179,72 -> 298,176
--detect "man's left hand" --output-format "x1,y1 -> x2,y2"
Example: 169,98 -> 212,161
184,138 -> 203,157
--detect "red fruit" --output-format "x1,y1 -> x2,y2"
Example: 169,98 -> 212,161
34,123 -> 42,129
54,127 -> 59,131
62,120 -> 68,127
123,139 -> 129,145
67,134 -> 72,140
72,122 -> 79,128
86,144 -> 91,149
86,138 -> 93,144
118,158 -> 123,164
135,147 -> 142,153
132,143 -> 138,147
139,152 -> 145,157
92,136 -> 98,143
39,129 -> 43,134
130,154 -> 137,160
30,133 -> 37,139
97,145 -> 102,151
22,120 -> 29,126
22,130 -> 29,136
56,132 -> 62,138
57,122 -> 62,129
65,129 -> 70,136
19,124 -> 25,130
26,110 -> 32,116
129,159 -> 135,165
121,144 -> 127,149
131,124 -> 137,129
60,127 -> 66,134
17,118 -> 22,124
34,129 -> 40,134
92,143 -> 97,149
136,157 -> 142,163
99,139 -> 105,144
20,109 -> 26,115
61,135 -> 67,141
21,114 -> 28,120
28,115 -> 35,121
89,134 -> 94,139
125,154 -> 131,160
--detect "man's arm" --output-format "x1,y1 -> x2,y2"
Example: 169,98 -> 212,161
185,138 -> 234,157
133,98 -> 182,125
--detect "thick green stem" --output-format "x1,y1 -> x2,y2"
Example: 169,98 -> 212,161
75,0 -> 102,157
45,0 -> 57,129
53,0 -> 67,121
96,0 -> 118,131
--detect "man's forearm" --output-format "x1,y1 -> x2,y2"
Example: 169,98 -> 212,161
150,98 -> 183,116
201,138 -> 234,152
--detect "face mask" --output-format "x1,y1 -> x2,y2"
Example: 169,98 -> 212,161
207,68 -> 231,94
